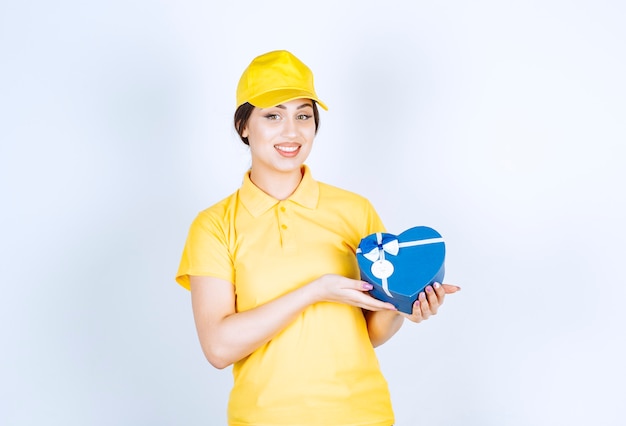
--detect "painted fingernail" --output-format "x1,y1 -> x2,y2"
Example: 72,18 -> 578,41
362,283 -> 373,290
434,282 -> 441,289
426,286 -> 433,293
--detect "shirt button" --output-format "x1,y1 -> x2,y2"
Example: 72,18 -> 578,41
280,206 -> 286,212
281,224 -> 288,230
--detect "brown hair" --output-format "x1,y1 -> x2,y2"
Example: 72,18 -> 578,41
233,102 -> 321,145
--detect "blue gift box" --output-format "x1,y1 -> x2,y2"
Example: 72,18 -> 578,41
356,226 -> 446,314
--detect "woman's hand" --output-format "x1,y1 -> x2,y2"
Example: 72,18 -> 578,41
311,274 -> 397,312
366,282 -> 460,347
402,283 -> 460,323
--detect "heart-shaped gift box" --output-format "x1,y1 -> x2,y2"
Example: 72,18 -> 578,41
356,226 -> 446,314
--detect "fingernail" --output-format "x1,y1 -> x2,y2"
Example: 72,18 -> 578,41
426,286 -> 433,293
362,283 -> 373,290
414,300 -> 420,307
434,282 -> 441,289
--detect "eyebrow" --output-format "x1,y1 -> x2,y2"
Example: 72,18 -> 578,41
274,102 -> 314,110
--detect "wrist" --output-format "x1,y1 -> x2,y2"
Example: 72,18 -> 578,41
303,277 -> 324,305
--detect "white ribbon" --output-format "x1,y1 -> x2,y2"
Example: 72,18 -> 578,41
368,233 -> 397,297
398,237 -> 444,248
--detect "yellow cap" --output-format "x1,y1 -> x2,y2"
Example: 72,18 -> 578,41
236,50 -> 328,110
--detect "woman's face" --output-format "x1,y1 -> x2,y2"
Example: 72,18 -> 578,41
243,98 -> 316,176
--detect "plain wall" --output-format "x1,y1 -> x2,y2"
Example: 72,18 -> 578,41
1,1 -> 625,425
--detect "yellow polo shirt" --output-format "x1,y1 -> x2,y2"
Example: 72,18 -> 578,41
177,166 -> 394,426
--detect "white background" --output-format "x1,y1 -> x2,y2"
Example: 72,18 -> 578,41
1,1 -> 625,425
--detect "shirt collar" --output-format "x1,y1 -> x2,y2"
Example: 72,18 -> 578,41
239,165 -> 320,217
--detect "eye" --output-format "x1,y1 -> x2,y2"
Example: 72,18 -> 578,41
297,114 -> 312,120
264,113 -> 280,121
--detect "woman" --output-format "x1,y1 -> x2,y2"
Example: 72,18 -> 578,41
176,50 -> 459,426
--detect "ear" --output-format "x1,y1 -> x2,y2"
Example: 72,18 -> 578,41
241,126 -> 249,138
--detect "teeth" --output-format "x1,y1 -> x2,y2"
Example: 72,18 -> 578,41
275,145 -> 299,152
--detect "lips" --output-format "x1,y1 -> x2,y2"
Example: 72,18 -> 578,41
274,144 -> 301,156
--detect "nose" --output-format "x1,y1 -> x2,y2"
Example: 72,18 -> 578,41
281,116 -> 297,137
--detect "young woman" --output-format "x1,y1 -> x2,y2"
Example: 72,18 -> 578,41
176,50 -> 459,426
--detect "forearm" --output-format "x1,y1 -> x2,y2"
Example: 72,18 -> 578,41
192,274 -> 396,368
364,309 -> 405,347
193,280 -> 321,369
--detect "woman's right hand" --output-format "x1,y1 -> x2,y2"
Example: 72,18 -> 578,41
310,274 -> 398,312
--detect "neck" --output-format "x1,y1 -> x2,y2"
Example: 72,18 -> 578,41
249,167 -> 304,200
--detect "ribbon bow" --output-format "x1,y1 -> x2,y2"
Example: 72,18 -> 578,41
359,233 -> 399,298
361,233 -> 399,263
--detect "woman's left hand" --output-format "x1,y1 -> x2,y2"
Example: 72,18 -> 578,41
402,283 -> 460,323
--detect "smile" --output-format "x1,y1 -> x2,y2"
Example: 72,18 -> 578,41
275,145 -> 299,152
274,145 -> 301,155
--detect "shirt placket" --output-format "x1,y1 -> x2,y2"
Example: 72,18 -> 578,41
277,201 -> 297,254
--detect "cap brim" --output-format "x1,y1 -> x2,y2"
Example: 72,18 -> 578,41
248,88 -> 328,111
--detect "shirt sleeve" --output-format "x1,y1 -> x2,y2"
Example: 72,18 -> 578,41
362,197 -> 386,235
175,209 -> 234,290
